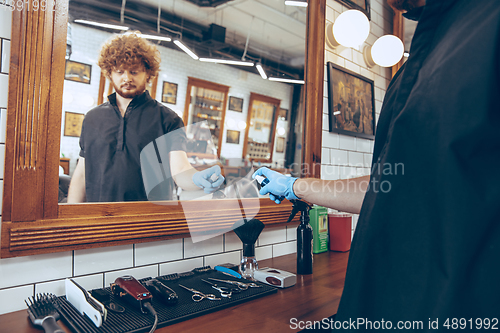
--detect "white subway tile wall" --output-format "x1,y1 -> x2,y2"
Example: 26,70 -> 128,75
255,245 -> 273,261
323,0 -> 391,233
0,285 -> 33,314
34,279 -> 66,297
74,245 -> 134,276
104,265 -> 158,286
258,226 -> 287,247
204,251 -> 240,268
134,239 -> 183,267
273,241 -> 297,257
0,1 -> 394,315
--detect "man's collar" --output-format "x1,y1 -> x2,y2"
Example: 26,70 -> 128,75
108,90 -> 151,108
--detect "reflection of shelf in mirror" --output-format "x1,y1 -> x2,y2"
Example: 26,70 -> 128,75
195,113 -> 222,121
194,105 -> 222,111
196,96 -> 224,103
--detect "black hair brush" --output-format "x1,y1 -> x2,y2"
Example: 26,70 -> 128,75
25,293 -> 65,333
233,218 -> 265,258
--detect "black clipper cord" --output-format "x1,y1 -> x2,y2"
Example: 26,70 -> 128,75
143,302 -> 158,333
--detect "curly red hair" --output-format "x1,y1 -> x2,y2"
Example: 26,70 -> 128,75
98,31 -> 161,79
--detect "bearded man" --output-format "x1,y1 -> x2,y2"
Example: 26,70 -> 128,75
68,32 -> 223,203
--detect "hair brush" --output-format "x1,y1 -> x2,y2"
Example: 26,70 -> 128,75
25,293 -> 65,333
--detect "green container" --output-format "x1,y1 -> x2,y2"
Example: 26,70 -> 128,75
309,206 -> 329,254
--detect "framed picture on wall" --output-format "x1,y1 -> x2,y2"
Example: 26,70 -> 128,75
64,111 -> 85,137
64,60 -> 92,84
327,62 -> 375,140
335,0 -> 370,19
162,81 -> 178,104
276,137 -> 285,153
226,130 -> 240,144
228,96 -> 243,112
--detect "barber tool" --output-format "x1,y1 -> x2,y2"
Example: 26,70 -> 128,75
90,288 -> 126,313
144,278 -> 179,305
214,265 -> 242,278
207,278 -> 261,289
178,284 -> 221,302
232,218 -> 265,279
25,293 -> 65,333
111,276 -> 158,333
201,279 -> 240,298
65,278 -> 107,327
254,174 -> 286,202
287,199 -> 314,274
253,267 -> 297,288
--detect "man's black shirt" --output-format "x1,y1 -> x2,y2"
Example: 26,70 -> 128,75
79,90 -> 186,202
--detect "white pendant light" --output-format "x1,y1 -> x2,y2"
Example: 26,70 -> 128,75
173,40 -> 199,60
326,10 -> 370,48
256,63 -> 268,79
363,35 -> 404,67
74,20 -> 129,31
199,58 -> 254,66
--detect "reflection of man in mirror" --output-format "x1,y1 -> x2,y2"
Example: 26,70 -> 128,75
67,32 -> 224,203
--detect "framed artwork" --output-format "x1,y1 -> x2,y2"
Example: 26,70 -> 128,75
228,96 -> 243,112
64,111 -> 85,137
276,137 -> 285,153
336,0 -> 370,19
64,60 -> 92,84
327,62 -> 375,140
226,130 -> 240,144
279,108 -> 288,120
254,122 -> 263,131
162,81 -> 178,104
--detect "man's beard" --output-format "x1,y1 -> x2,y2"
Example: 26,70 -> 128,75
113,81 -> 146,99
387,0 -> 423,12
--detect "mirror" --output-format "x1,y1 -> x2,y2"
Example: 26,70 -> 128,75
58,0 -> 306,203
1,0 -> 325,258
243,93 -> 281,163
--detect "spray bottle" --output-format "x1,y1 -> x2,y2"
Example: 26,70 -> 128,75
254,175 -> 313,275
287,200 -> 313,274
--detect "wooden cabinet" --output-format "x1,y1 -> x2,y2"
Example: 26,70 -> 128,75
183,77 -> 229,158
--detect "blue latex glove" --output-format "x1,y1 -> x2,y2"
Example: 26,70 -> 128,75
252,167 -> 299,204
192,165 -> 225,193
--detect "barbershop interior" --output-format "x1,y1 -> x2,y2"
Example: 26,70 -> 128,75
0,0 -> 418,331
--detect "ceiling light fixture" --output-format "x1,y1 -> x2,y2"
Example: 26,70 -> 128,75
199,58 -> 255,66
325,10 -> 369,48
363,35 -> 404,67
256,63 -> 268,79
284,0 -> 308,7
74,19 -> 129,31
137,34 -> 172,42
269,77 -> 305,84
173,40 -> 199,60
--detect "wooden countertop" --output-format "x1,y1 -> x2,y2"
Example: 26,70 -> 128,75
0,251 -> 349,333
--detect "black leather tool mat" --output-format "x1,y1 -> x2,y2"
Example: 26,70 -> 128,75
54,269 -> 277,333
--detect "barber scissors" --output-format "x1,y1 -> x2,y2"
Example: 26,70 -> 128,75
178,284 -> 221,302
201,279 -> 240,298
207,278 -> 261,290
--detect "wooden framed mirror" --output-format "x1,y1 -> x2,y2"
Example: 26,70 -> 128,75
0,0 -> 325,258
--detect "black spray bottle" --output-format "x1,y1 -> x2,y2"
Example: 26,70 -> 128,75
287,200 -> 313,274
254,175 -> 313,274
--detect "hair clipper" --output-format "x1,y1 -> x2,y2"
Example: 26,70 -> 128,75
111,276 -> 153,314
144,278 -> 178,305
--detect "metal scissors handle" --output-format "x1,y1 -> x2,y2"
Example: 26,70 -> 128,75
178,284 -> 221,302
201,279 -> 238,298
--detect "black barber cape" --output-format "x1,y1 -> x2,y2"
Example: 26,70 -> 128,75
335,0 -> 500,329
79,91 -> 186,202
